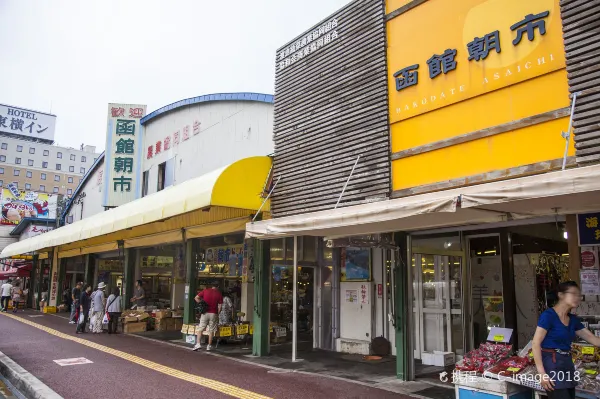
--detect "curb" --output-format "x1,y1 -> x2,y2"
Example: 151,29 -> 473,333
0,351 -> 62,399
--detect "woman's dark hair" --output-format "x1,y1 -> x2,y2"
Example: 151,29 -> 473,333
557,281 -> 579,294
84,284 -> 91,291
113,287 -> 121,296
136,280 -> 143,286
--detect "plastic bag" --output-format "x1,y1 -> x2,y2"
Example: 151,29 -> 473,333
78,312 -> 85,325
102,313 -> 109,325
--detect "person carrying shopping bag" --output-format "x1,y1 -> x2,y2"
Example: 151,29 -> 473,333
105,287 -> 122,334
76,284 -> 92,334
91,282 -> 106,333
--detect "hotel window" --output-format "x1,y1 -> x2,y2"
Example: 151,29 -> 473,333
56,164 -> 61,170
28,159 -> 34,166
40,185 -> 45,192
81,156 -> 87,162
69,166 -> 74,172
15,158 -> 21,164
0,155 -> 5,162
53,187 -> 59,193
41,173 -> 46,180
0,168 -> 3,174
16,145 -> 22,152
25,183 -> 31,190
1,143 -> 6,150
70,154 -> 75,161
68,177 -> 73,183
43,150 -> 49,156
67,188 -> 73,195
54,175 -> 60,182
57,152 -> 62,159
42,162 -> 48,168
26,171 -> 32,178
80,167 -> 85,174
29,147 -> 35,154
13,169 -> 19,176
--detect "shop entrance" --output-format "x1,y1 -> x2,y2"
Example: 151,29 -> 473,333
412,254 -> 464,360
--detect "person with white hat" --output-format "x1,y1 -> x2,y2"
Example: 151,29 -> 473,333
90,282 -> 106,334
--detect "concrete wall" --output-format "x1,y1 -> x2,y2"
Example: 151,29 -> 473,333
67,159 -> 105,224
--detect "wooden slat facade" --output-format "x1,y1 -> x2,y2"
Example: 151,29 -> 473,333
271,0 -> 390,217
561,0 -> 600,164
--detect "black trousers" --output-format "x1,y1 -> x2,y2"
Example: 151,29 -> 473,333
1,296 -> 9,310
108,312 -> 120,333
547,388 -> 575,399
76,312 -> 89,332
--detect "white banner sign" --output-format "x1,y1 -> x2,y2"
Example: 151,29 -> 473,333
103,103 -> 146,207
0,104 -> 56,141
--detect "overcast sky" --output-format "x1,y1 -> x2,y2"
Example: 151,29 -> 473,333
0,0 -> 349,151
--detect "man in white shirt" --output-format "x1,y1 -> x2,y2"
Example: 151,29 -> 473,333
1,280 -> 12,312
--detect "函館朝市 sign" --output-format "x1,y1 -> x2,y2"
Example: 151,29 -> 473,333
578,213 -> 600,247
103,104 -> 146,207
387,0 -> 564,123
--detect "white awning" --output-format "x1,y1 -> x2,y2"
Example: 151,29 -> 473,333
246,164 -> 600,239
1,156 -> 272,258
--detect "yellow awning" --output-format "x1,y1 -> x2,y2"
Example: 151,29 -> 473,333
1,156 -> 271,258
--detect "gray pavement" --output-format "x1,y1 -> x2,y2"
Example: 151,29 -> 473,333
0,310 -> 426,399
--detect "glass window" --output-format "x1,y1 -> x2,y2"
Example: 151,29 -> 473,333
56,164 -> 61,170
53,187 -> 59,193
1,143 -> 6,150
0,180 -> 3,187
69,166 -> 74,172
40,184 -> 45,192
57,152 -> 62,159
43,150 -> 49,156
42,162 -> 48,168
41,173 -> 46,180
25,183 -> 31,190
15,158 -> 21,164
0,155 -> 5,162
13,169 -> 19,176
270,239 -> 284,261
80,167 -> 85,174
70,154 -> 75,161
54,175 -> 60,182
67,188 -> 72,195
29,147 -> 35,154
26,171 -> 32,178
0,168 -> 3,174
81,156 -> 86,162
28,159 -> 34,166
68,177 -> 73,183
16,145 -> 22,152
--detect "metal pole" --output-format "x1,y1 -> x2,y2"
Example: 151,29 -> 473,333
562,92 -> 579,171
335,155 -> 360,209
252,175 -> 282,222
292,235 -> 298,362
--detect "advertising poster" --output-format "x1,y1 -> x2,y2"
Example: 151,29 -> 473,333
1,187 -> 57,225
581,247 -> 599,270
345,289 -> 358,303
581,270 -> 600,295
483,296 -> 505,328
341,247 -> 371,281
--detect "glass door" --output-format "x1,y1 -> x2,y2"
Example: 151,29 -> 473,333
413,254 -> 463,359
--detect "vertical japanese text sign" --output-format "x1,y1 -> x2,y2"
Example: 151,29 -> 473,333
103,104 -> 146,207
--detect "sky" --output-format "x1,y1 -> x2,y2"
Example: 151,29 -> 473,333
0,0 -> 350,152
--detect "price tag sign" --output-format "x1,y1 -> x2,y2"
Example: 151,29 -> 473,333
585,369 -> 598,375
493,335 -> 505,342
583,347 -> 595,355
507,367 -> 521,373
237,324 -> 249,335
219,326 -> 233,337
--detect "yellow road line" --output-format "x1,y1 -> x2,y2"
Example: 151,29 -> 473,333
0,313 -> 271,399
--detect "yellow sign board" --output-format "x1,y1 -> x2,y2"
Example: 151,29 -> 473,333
388,0 -> 564,123
219,326 -> 233,337
582,346 -> 595,355
236,324 -> 249,335
249,325 -> 254,335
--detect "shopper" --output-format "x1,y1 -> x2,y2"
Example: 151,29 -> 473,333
0,279 -> 12,312
90,282 -> 106,333
70,282 -> 82,324
219,293 -> 233,325
76,284 -> 92,334
533,281 -> 600,398
10,281 -> 23,313
105,287 -> 121,334
130,280 -> 146,308
193,282 -> 223,351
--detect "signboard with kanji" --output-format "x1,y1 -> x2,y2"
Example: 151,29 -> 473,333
103,103 -> 146,207
1,188 -> 57,225
0,104 -> 56,142
578,213 -> 600,247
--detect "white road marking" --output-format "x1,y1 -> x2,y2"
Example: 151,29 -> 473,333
53,357 -> 93,366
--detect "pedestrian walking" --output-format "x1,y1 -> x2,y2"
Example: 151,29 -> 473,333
193,281 -> 223,351
10,281 -> 23,313
69,282 -> 82,324
91,282 -> 106,333
76,284 -> 92,334
0,279 -> 12,312
105,287 -> 122,334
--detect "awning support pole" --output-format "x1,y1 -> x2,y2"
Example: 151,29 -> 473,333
252,175 -> 281,222
292,235 -> 298,362
335,155 -> 360,209
562,92 -> 579,171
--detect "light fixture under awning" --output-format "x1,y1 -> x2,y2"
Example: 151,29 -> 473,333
1,156 -> 272,258
246,164 -> 600,240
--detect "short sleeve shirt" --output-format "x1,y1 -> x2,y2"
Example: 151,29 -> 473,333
72,287 -> 81,302
538,308 -> 585,351
199,289 -> 223,314
135,287 -> 146,306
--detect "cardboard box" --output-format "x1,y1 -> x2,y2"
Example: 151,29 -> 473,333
123,322 -> 147,334
421,351 -> 455,367
123,316 -> 138,323
153,310 -> 171,319
155,319 -> 169,332
166,318 -> 177,331
173,318 -> 183,331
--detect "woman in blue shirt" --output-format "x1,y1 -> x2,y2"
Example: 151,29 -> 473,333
532,281 -> 600,398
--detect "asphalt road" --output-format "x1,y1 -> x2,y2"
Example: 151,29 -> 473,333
0,310 -> 411,399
